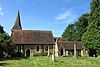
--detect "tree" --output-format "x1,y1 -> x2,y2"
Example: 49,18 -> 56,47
0,25 -> 5,57
82,0 -> 100,56
62,13 -> 89,41
62,24 -> 75,41
75,13 -> 89,41
0,25 -> 13,57
0,25 -> 5,33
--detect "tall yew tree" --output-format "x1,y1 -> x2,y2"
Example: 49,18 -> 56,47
62,13 -> 89,41
82,0 -> 100,56
62,24 -> 75,41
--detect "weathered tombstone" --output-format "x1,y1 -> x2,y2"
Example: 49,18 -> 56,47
55,38 -> 60,57
74,44 -> 76,57
97,56 -> 100,58
66,51 -> 68,56
48,46 -> 50,56
55,42 -> 59,57
81,50 -> 83,56
51,49 -> 55,63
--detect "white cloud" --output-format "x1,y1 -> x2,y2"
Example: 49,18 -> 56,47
0,7 -> 2,11
0,7 -> 4,16
55,10 -> 78,23
0,12 -> 4,16
56,10 -> 71,20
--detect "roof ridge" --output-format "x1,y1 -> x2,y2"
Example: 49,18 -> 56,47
14,29 -> 52,32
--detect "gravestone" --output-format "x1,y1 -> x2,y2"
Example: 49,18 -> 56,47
51,50 -> 55,63
74,44 -> 76,57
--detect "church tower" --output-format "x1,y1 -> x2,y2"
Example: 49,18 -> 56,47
12,11 -> 22,31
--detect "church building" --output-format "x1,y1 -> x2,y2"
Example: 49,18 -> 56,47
11,11 -> 84,57
11,11 -> 55,57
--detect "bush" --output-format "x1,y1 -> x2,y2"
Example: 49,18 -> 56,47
33,52 -> 48,56
96,48 -> 100,56
9,51 -> 16,57
0,51 -> 4,58
16,52 -> 24,57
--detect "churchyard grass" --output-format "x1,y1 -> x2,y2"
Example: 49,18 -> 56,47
0,56 -> 100,67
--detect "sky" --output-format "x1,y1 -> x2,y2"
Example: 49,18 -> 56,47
0,0 -> 91,37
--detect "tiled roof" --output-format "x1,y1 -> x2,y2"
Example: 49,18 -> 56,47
58,41 -> 83,50
12,30 -> 54,45
57,38 -> 83,50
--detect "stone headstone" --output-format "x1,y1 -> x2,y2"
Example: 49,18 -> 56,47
74,44 -> 76,57
51,50 -> 55,63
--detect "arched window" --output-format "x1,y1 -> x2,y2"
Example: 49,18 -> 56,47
37,46 -> 39,51
26,49 -> 30,57
45,46 -> 48,51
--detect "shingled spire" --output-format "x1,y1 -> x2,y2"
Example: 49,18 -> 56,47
12,11 -> 22,31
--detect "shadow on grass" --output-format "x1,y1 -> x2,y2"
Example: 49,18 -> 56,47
0,57 -> 29,61
0,62 -> 9,66
55,60 -> 64,63
0,57 -> 29,66
52,60 -> 64,65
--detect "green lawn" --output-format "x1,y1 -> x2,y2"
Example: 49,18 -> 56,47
0,56 -> 100,67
